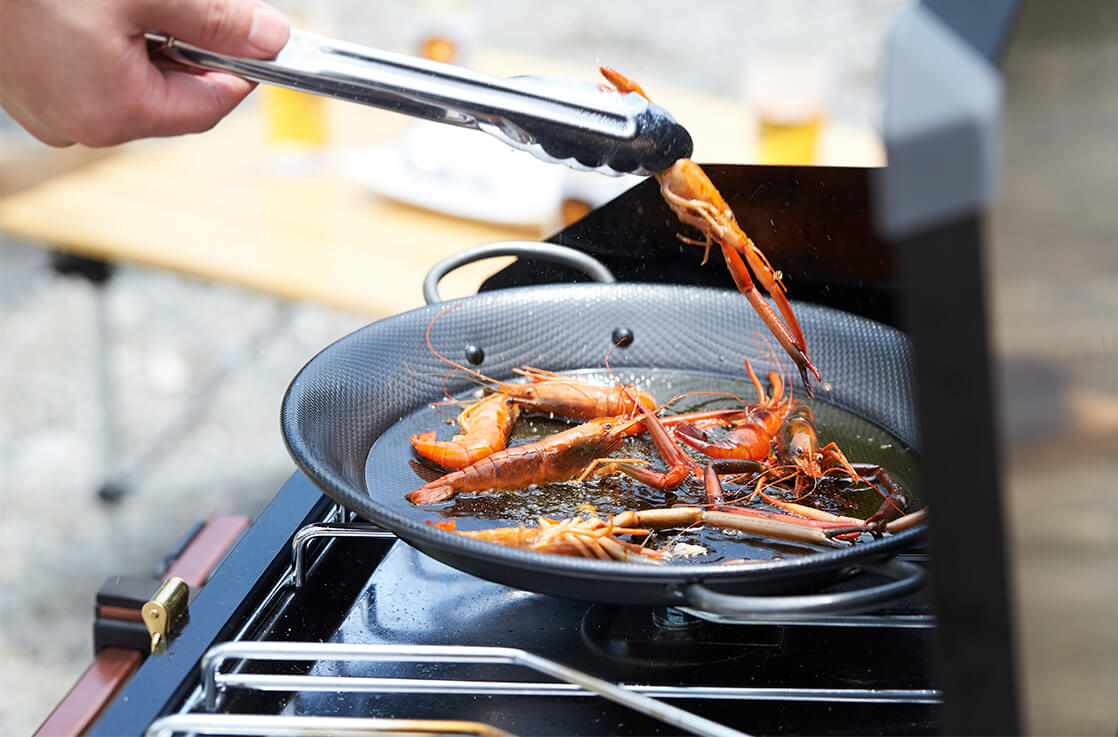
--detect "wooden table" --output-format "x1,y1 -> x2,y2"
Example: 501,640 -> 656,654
0,48 -> 883,318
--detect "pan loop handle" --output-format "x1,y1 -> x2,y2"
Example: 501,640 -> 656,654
677,559 -> 928,619
423,241 -> 616,305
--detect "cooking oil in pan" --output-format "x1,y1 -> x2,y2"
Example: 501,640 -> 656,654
369,368 -> 920,564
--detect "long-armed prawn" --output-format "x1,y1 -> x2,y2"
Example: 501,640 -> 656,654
600,67 -> 822,396
768,403 -> 910,528
671,360 -> 795,461
429,517 -> 664,561
683,398 -> 912,531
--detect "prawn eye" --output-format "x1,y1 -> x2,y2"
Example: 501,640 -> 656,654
603,423 -> 613,430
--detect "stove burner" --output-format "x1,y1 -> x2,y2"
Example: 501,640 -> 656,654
581,604 -> 782,669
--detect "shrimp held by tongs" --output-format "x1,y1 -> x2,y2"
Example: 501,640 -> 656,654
600,68 -> 823,396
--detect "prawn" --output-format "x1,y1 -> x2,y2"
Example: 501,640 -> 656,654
408,416 -> 635,505
491,366 -> 657,420
770,403 -> 910,528
600,67 -> 822,396
413,306 -> 658,469
409,392 -> 519,470
429,517 -> 663,561
672,360 -> 795,461
409,398 -> 698,505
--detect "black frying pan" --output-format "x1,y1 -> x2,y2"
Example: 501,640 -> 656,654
281,278 -> 926,616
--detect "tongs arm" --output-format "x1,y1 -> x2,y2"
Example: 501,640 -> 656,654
145,29 -> 692,175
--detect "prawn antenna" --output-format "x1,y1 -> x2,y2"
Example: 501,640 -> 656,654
749,331 -> 790,401
603,335 -> 649,418
422,304 -> 499,389
659,390 -> 753,412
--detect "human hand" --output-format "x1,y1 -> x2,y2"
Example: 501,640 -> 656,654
0,0 -> 290,147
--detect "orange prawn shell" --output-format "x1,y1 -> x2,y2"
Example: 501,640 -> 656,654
407,416 -> 631,505
776,404 -> 822,476
672,363 -> 795,461
600,65 -> 821,393
428,516 -> 663,561
493,369 -> 656,422
409,392 -> 519,470
658,160 -> 736,233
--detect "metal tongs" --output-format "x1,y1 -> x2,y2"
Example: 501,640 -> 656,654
145,29 -> 693,176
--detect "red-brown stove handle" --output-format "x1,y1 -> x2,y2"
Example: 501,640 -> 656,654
34,513 -> 250,737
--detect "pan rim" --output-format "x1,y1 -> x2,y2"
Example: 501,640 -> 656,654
281,282 -> 924,589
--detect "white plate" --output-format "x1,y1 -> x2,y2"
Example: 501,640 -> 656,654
344,123 -> 564,227
344,123 -> 644,227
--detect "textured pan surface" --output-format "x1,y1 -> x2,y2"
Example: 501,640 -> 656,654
282,283 -> 921,604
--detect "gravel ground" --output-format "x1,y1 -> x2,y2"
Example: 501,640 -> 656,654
2,1 -> 1117,735
0,243 -> 370,734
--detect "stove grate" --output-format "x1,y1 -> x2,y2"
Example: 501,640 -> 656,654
154,506 -> 940,737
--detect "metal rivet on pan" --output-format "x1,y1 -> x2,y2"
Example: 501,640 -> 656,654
464,344 -> 485,365
611,327 -> 634,347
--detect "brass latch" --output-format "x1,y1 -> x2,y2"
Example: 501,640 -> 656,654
141,577 -> 189,654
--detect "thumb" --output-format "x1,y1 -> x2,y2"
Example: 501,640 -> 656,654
137,0 -> 290,58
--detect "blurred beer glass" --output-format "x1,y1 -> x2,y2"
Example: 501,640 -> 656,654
261,2 -> 331,174
263,86 -> 327,147
744,53 -> 833,165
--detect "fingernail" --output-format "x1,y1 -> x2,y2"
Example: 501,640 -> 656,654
248,4 -> 290,56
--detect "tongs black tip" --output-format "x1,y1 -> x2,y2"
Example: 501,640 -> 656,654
527,100 -> 692,177
632,103 -> 694,174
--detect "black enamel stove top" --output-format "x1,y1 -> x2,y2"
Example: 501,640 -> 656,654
285,542 -> 940,735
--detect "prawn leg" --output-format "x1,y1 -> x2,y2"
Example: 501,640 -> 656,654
809,441 -> 910,528
702,459 -> 766,506
702,462 -> 870,542
595,409 -> 697,490
845,461 -> 910,529
721,241 -> 818,390
884,506 -> 928,534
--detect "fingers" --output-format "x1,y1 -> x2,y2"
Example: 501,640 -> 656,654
0,0 -> 290,147
138,68 -> 256,139
121,0 -> 290,142
78,62 -> 255,146
134,0 -> 290,58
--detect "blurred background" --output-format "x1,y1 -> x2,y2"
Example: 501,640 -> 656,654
0,0 -> 1115,734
